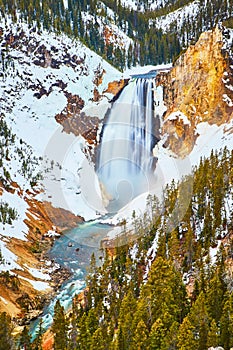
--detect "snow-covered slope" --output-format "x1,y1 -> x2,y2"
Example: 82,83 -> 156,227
120,0 -> 170,11
0,15 -> 121,285
152,1 -> 199,33
0,16 -> 121,217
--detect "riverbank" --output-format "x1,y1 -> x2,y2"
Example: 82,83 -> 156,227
29,220 -> 112,339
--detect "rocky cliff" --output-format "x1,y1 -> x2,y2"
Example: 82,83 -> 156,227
157,26 -> 233,157
0,182 -> 81,320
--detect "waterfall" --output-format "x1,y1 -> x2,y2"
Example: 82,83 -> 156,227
97,77 -> 160,212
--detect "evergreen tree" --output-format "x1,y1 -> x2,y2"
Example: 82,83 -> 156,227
52,300 -> 68,350
177,316 -> 197,350
207,318 -> 219,349
19,326 -> 32,350
90,328 -> 105,350
0,312 -> 13,350
132,319 -> 148,350
148,318 -> 166,350
220,295 -> 233,350
32,319 -> 43,350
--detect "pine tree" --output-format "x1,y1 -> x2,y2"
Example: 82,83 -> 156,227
163,321 -> 179,350
32,319 -> 43,350
148,318 -> 166,350
132,320 -> 148,350
177,316 -> 197,350
142,257 -> 188,328
220,295 -> 233,350
0,312 -> 13,350
206,274 -> 225,323
207,318 -> 219,349
19,326 -> 32,350
90,328 -> 106,350
52,300 -> 68,350
117,290 -> 137,349
189,292 -> 209,350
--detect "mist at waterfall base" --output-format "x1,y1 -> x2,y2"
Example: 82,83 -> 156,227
97,78 -> 159,212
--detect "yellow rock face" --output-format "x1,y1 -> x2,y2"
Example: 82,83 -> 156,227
160,26 -> 233,157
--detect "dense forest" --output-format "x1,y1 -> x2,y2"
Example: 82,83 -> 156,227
0,0 -> 232,70
2,147 -> 232,349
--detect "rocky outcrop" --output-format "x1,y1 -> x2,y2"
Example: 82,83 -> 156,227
42,201 -> 84,231
157,26 -> 233,157
55,94 -> 99,145
0,182 -> 83,319
104,79 -> 129,98
55,79 -> 130,145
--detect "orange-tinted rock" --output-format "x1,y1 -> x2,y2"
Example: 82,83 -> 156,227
42,201 -> 84,231
157,26 -> 233,157
104,79 -> 129,96
93,67 -> 106,87
0,182 -> 83,318
92,87 -> 101,102
42,330 -> 54,350
55,93 -> 99,144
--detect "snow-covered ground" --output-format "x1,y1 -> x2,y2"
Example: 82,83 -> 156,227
123,63 -> 172,78
0,190 -> 28,241
120,0 -> 170,11
152,1 -> 199,33
0,16 -> 121,278
1,14 -> 232,287
0,16 -> 121,218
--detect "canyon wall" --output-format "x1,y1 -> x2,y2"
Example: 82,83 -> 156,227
157,26 -> 233,157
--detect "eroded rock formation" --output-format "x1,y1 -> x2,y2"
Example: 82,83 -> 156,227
157,26 -> 233,157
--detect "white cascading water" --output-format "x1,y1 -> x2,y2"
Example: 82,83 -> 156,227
97,77 -> 159,212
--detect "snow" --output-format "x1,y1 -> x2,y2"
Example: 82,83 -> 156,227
25,265 -> 51,281
45,230 -> 60,238
120,0 -> 167,11
167,111 -> 191,126
81,10 -> 133,52
222,93 -> 233,107
0,240 -> 22,272
150,0 -> 169,10
0,16 -> 121,221
120,0 -> 138,11
0,296 -> 8,305
19,276 -> 51,291
123,63 -> 172,78
209,241 -> 222,265
129,243 -> 138,261
0,15 -> 122,283
144,232 -> 159,280
63,0 -> 68,9
0,190 -> 29,241
40,132 -> 107,220
104,191 -> 149,227
226,84 -> 233,92
153,1 -> 199,33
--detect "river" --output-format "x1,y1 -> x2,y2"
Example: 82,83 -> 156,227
30,220 -> 112,337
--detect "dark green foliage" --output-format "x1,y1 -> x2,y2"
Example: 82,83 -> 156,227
32,318 -> 44,350
0,271 -> 21,291
18,326 -> 32,350
0,0 -> 232,70
53,301 -> 69,350
0,202 -> 18,224
0,116 -> 42,189
0,312 -> 14,350
34,147 -> 233,349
